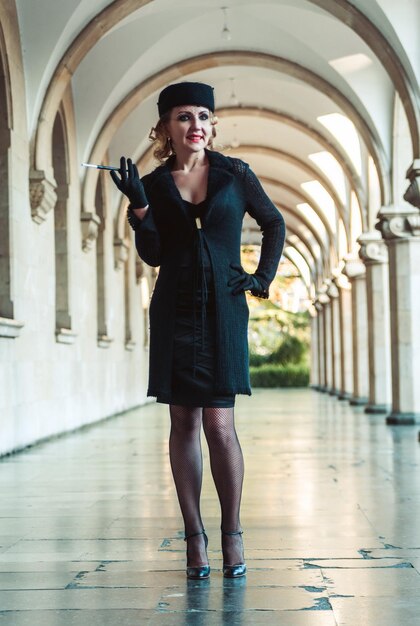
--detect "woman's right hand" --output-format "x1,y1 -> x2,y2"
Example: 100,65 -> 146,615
110,156 -> 148,209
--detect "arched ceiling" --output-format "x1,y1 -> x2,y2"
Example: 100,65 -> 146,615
15,0 -> 419,297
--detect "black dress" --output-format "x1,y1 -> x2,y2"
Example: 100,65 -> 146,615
156,199 -> 235,408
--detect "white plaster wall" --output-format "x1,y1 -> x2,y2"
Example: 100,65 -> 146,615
1,186 -> 150,456
1,79 -> 149,458
1,167 -> 150,455
0,1 -> 150,457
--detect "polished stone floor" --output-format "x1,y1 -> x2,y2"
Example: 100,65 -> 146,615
1,389 -> 420,625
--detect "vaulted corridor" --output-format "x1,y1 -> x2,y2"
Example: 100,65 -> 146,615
1,389 -> 420,625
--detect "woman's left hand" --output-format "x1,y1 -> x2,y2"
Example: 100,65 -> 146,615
228,264 -> 264,296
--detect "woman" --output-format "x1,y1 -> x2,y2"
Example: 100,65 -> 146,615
110,82 -> 285,579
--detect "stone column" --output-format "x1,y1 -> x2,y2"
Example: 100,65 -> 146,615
323,297 -> 333,393
358,231 -> 391,414
327,281 -> 340,396
343,257 -> 369,406
377,174 -> 420,423
314,299 -> 326,391
309,308 -> 320,389
333,275 -> 353,400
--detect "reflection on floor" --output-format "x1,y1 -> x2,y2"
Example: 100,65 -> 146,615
1,388 -> 420,625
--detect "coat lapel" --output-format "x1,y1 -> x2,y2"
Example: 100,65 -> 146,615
147,157 -> 191,225
203,150 -> 235,221
146,150 -> 235,224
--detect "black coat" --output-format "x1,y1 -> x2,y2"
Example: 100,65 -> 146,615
129,149 -> 285,398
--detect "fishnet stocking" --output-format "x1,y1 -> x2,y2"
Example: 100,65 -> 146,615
169,404 -> 207,566
203,407 -> 245,566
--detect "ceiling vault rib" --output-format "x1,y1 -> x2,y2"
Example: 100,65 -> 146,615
260,176 -> 338,268
218,106 -> 364,206
83,51 -> 390,216
308,0 -> 420,156
228,144 -> 351,233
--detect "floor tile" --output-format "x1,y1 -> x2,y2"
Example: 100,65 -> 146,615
1,389 -> 419,623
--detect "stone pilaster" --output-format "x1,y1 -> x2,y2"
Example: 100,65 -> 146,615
323,296 -> 333,394
377,196 -> 420,424
309,306 -> 320,389
316,292 -> 330,392
358,231 -> 391,414
314,299 -> 326,391
333,274 -> 353,400
343,257 -> 369,406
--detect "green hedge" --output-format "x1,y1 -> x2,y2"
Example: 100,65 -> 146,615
267,335 -> 306,365
249,336 -> 308,368
250,364 -> 310,388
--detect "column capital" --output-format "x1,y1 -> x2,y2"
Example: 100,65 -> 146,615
331,272 -> 351,290
358,230 -> 388,265
114,237 -> 129,270
314,289 -> 330,310
326,281 -> 339,299
376,204 -> 420,241
403,159 -> 420,210
29,169 -> 57,224
317,281 -> 332,305
81,212 -> 101,252
342,255 -> 366,280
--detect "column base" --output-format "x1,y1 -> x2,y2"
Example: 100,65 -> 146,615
365,404 -> 389,414
317,386 -> 329,393
349,396 -> 368,406
386,412 -> 420,425
329,388 -> 339,397
338,391 -> 352,401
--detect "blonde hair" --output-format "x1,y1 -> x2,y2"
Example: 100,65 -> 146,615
149,111 -> 218,163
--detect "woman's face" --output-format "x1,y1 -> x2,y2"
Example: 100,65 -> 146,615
165,105 -> 213,154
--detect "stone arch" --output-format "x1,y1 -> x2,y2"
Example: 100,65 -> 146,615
308,0 -> 420,156
217,107 -> 366,211
282,250 -> 311,297
31,0 -> 152,170
82,51 -> 391,216
32,0 -> 420,182
260,177 -> 338,269
284,231 -> 317,285
278,205 -> 328,286
228,144 -> 353,232
283,225 -> 319,282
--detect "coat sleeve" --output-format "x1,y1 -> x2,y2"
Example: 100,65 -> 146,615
127,205 -> 162,267
240,162 -> 286,297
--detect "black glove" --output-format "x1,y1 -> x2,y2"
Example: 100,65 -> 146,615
110,156 -> 148,208
228,264 -> 266,297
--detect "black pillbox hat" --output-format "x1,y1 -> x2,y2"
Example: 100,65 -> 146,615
157,82 -> 215,117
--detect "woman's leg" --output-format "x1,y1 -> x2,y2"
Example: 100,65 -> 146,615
169,404 -> 207,566
202,407 -> 245,565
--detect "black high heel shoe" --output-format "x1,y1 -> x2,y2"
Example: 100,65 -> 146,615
184,530 -> 210,580
221,529 -> 247,578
